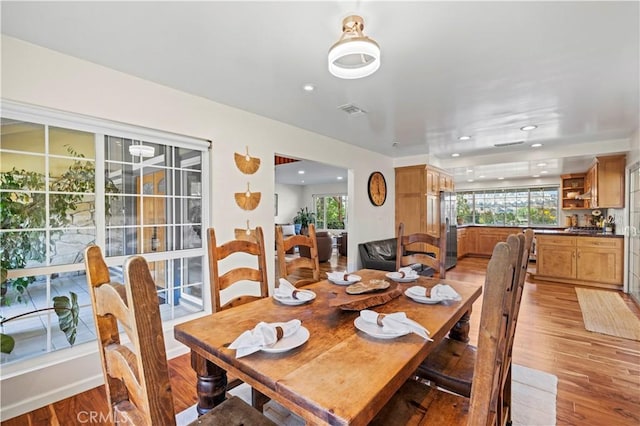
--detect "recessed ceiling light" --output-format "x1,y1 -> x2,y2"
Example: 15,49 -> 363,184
337,176 -> 343,180
532,174 -> 540,178
479,175 -> 485,178
458,135 -> 471,141
521,125 -> 538,131
301,180 -> 305,183
537,162 -> 547,167
451,153 -> 460,157
466,169 -> 473,173
531,143 -> 543,148
498,177 -> 505,180
298,170 -> 305,174
302,83 -> 315,92
541,170 -> 548,174
467,179 -> 474,182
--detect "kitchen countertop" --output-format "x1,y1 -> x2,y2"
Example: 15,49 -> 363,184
533,229 -> 622,238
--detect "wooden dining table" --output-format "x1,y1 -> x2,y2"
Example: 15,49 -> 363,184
174,269 -> 482,425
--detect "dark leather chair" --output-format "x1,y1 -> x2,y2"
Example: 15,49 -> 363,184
300,230 -> 332,262
338,232 -> 347,256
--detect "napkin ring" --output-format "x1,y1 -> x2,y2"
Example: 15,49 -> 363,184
399,271 -> 405,278
275,326 -> 284,341
292,290 -> 300,300
376,314 -> 386,327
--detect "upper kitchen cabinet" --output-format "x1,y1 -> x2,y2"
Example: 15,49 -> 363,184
561,173 -> 586,210
584,155 -> 626,208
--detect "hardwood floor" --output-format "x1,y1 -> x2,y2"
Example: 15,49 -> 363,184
3,255 -> 639,425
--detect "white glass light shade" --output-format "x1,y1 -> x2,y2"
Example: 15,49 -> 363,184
129,144 -> 155,158
328,39 -> 380,79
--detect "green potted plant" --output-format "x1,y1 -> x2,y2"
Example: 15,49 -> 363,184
0,267 -> 79,355
293,207 -> 316,235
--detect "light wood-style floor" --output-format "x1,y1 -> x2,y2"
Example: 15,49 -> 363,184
3,254 -> 639,425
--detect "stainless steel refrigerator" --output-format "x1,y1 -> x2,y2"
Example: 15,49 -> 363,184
440,191 -> 458,270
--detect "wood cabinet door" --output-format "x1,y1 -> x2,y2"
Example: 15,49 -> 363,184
396,192 -> 426,235
577,246 -> 623,284
537,244 -> 576,279
426,169 -> 439,194
426,194 -> 440,237
457,230 -> 467,258
596,155 -> 626,208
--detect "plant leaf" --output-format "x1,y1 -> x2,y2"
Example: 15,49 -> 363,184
53,292 -> 79,346
1,333 -> 15,354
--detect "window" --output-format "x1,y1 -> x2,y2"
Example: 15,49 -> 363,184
457,187 -> 558,226
0,104 -> 208,364
313,194 -> 347,230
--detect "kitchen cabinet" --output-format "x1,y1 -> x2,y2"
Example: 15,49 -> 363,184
457,227 -> 467,258
561,173 -> 586,210
472,227 -> 514,256
395,164 -> 454,240
535,234 -> 623,289
584,155 -> 626,208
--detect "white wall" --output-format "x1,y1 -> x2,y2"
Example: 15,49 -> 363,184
274,183 -> 303,224
0,35 -> 396,419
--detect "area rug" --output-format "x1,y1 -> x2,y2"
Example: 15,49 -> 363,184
178,365 -> 558,426
575,288 -> 640,341
511,364 -> 558,426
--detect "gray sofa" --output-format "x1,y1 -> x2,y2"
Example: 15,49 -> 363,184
358,237 -> 435,276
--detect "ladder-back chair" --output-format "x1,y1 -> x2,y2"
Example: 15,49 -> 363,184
396,222 -> 447,278
275,223 -> 320,288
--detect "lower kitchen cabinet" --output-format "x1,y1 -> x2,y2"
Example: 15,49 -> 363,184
535,234 -> 623,289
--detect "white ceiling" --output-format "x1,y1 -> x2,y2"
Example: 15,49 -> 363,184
2,1 -> 638,185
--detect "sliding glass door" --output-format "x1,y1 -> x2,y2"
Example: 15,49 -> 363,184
628,163 -> 640,304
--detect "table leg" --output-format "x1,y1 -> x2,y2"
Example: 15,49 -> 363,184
449,308 -> 471,342
190,350 -> 227,415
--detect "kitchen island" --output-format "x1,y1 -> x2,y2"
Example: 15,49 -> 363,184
532,230 -> 624,290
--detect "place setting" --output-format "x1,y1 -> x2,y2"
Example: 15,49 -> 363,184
273,278 -> 316,305
385,266 -> 420,283
354,309 -> 432,340
404,283 -> 462,305
228,318 -> 310,357
326,271 -> 361,285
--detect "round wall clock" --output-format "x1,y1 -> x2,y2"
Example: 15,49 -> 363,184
367,171 -> 387,206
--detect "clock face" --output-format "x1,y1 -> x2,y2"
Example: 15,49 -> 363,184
368,172 -> 387,206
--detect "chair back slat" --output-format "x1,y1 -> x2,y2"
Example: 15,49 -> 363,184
85,245 -> 176,426
467,241 -> 515,426
208,226 -> 269,312
275,223 -> 321,287
396,222 -> 447,278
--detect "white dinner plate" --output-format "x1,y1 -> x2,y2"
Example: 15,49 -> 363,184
273,290 -> 316,305
385,272 -> 419,283
261,325 -> 310,353
404,289 -> 443,305
327,274 -> 361,286
353,317 -> 410,339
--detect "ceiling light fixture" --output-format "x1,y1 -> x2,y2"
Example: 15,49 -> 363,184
498,177 -> 505,180
458,135 -> 471,141
302,83 -> 315,92
298,170 -> 305,174
537,162 -> 547,167
451,153 -> 460,157
531,143 -> 543,148
337,176 -> 343,180
129,144 -> 155,158
521,125 -> 538,131
328,15 -> 380,79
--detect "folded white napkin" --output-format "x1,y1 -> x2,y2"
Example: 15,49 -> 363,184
326,271 -> 357,282
360,310 -> 430,339
275,278 -> 314,301
398,266 -> 418,277
228,319 -> 301,358
406,284 -> 462,301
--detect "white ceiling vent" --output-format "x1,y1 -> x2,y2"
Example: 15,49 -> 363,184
338,103 -> 367,116
493,140 -> 525,148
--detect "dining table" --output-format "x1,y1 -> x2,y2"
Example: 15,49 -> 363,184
174,269 -> 482,425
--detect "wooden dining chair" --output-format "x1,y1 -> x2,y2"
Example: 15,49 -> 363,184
411,230 -> 533,424
83,245 -> 275,426
396,222 -> 447,278
371,241 -> 516,426
275,223 -> 320,287
207,226 -> 269,312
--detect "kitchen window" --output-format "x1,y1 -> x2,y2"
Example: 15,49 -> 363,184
457,187 -> 558,226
